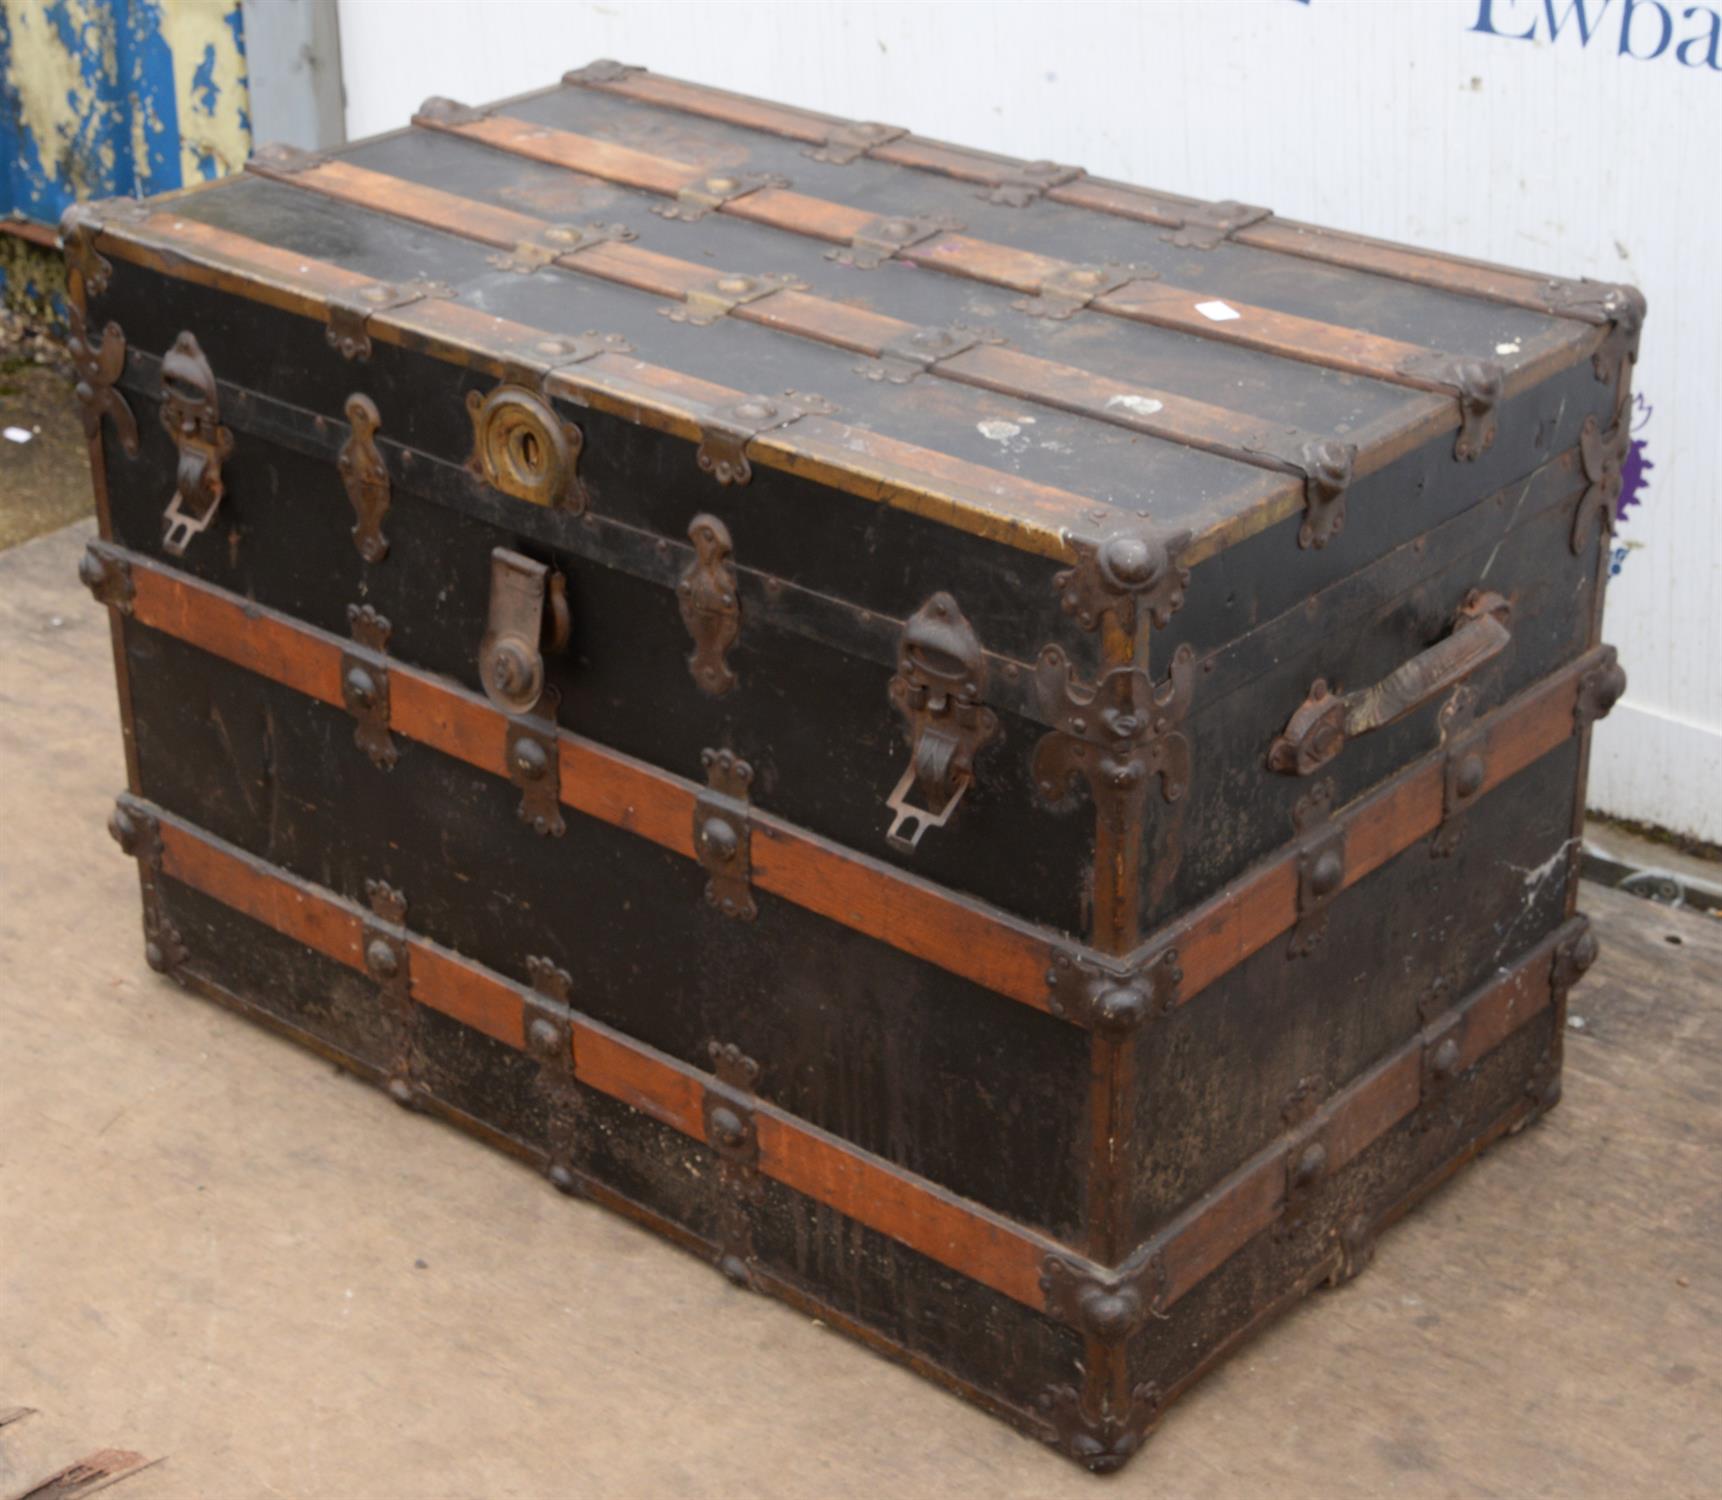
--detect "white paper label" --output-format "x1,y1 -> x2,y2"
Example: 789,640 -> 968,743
1194,300 -> 1241,322
3,426 -> 33,444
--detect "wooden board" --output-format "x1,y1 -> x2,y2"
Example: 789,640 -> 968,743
2,519 -> 1717,1494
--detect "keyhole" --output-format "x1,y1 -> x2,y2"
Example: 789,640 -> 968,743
519,429 -> 541,469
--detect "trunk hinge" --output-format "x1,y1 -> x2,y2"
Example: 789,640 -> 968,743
523,956 -> 584,1195
701,1041 -> 764,1286
694,749 -> 757,921
1031,645 -> 1196,836
363,879 -> 418,1107
67,305 -> 138,456
885,593 -> 999,852
1045,942 -> 1182,1033
985,159 -> 1084,207
1541,278 -> 1646,390
827,212 -> 961,269
341,605 -> 398,771
654,171 -> 789,223
1013,261 -> 1154,320
158,331 -> 235,557
487,220 -> 634,275
852,322 -> 996,384
694,390 -> 835,485
1055,525 -> 1192,636
806,120 -> 907,165
678,515 -> 741,696
664,270 -> 805,327
1159,198 -> 1272,250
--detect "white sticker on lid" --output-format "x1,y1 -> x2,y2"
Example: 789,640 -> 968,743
1106,394 -> 1165,417
1194,300 -> 1241,322
4,426 -> 33,444
976,420 -> 1022,442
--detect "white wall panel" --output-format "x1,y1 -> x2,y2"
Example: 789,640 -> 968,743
334,0 -> 1722,841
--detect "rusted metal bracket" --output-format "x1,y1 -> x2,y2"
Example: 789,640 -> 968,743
694,749 -> 757,921
109,797 -> 163,870
158,331 -> 235,556
662,270 -> 805,327
325,276 -> 452,360
1551,918 -> 1599,1000
1573,646 -> 1627,733
341,605 -> 397,770
654,171 -> 788,223
1032,644 -> 1196,835
826,212 -> 960,269
1281,1116 -> 1334,1233
338,394 -> 392,562
694,390 -> 835,485
1288,818 -> 1346,960
1159,198 -> 1271,250
1572,403 -> 1629,555
363,879 -> 418,1107
412,96 -> 491,128
1013,262 -> 1154,320
1242,433 -> 1355,550
1542,278 -> 1646,388
1398,353 -> 1504,462
60,201 -> 117,299
1045,943 -> 1181,1033
67,306 -> 139,456
1055,525 -> 1192,635
487,221 -> 634,274
677,515 -> 741,695
524,956 -> 583,1195
563,59 -> 644,87
1040,1250 -> 1167,1345
249,141 -> 334,174
806,120 -> 907,165
506,714 -> 566,838
78,543 -> 134,614
1431,686 -> 1486,860
478,547 -> 570,717
885,593 -> 999,852
852,322 -> 996,384
985,159 -> 1083,207
702,1040 -> 764,1286
109,797 -> 186,978
1038,1380 -> 1162,1476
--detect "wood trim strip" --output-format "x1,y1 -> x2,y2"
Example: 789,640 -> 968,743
108,546 -> 1604,1034
1153,916 -> 1574,1308
410,109 -> 1556,414
117,551 -> 1063,1017
561,64 -> 1606,332
144,801 -> 1060,1310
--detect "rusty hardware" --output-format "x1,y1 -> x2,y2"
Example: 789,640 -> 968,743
661,270 -> 804,327
524,956 -> 583,1195
1289,818 -> 1346,959
248,140 -> 334,174
109,796 -> 185,977
338,394 -> 392,563
1281,1124 -> 1333,1232
1296,439 -> 1355,550
694,749 -> 756,921
1572,401 -> 1630,555
1032,644 -> 1196,833
1542,278 -> 1646,388
1038,1381 -> 1162,1477
324,277 -> 452,360
1399,353 -> 1504,462
488,220 -> 634,274
466,383 -> 586,512
1552,918 -> 1599,997
694,390 -> 835,486
412,95 -> 490,128
826,212 -> 961,269
1013,262 -> 1154,320
1040,1250 -> 1167,1345
1045,943 -> 1181,1033
702,1040 -> 763,1287
677,515 -> 741,695
67,306 -> 139,456
884,594 -> 999,852
654,171 -> 789,223
852,322 -> 997,384
78,543 -> 134,615
109,797 -> 163,869
562,59 -> 644,87
1267,590 -> 1513,777
59,202 -> 116,299
363,879 -> 417,1108
506,717 -> 566,838
479,548 -> 570,717
1430,685 -> 1483,861
1159,198 -> 1272,250
158,331 -> 235,556
341,605 -> 397,770
806,120 -> 907,165
1056,525 -> 1191,636
984,159 -> 1083,208
1573,646 -> 1627,733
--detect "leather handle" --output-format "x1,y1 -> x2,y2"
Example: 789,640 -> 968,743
1267,590 -> 1512,777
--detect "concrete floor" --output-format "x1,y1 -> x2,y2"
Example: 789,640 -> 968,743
2,518 -> 1720,1499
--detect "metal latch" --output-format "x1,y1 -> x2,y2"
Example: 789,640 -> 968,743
853,323 -> 994,384
694,390 -> 835,486
805,120 -> 907,165
338,394 -> 391,562
884,593 -> 998,852
678,514 -> 741,695
1160,198 -> 1272,250
1013,262 -> 1153,320
653,171 -> 788,223
325,277 -> 452,361
662,270 -> 804,327
158,331 -> 234,556
478,547 -> 570,718
985,160 -> 1083,207
827,213 -> 961,269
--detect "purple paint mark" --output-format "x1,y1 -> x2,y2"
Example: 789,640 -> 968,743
1617,392 -> 1654,524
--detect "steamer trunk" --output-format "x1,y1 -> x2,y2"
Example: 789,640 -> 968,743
70,60 -> 1637,1473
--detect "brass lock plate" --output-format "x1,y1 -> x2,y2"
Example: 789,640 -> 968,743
466,384 -> 585,511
